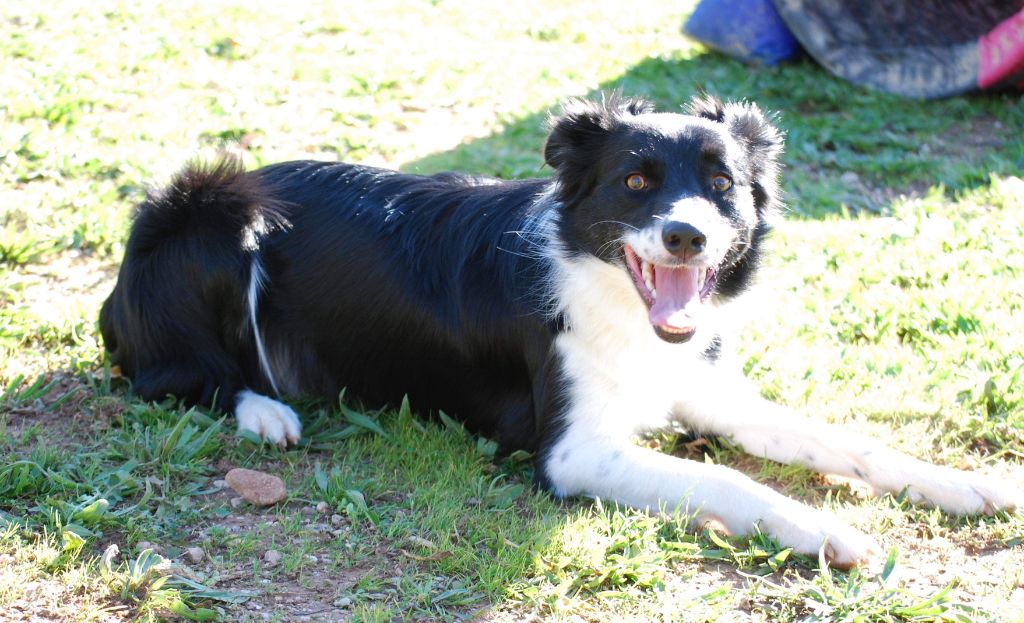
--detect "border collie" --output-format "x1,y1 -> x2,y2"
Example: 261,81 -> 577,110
100,94 -> 1020,568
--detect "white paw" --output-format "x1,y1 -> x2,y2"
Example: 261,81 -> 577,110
902,465 -> 1023,516
759,503 -> 880,569
235,390 -> 302,447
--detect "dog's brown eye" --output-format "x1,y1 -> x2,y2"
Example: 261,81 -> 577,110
625,173 -> 647,190
711,174 -> 732,191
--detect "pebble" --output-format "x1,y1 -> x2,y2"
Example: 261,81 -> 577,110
136,541 -> 162,554
230,496 -> 245,509
330,514 -> 344,526
264,549 -> 282,566
316,501 -> 329,513
333,597 -> 352,608
100,543 -> 119,572
840,171 -> 860,185
225,468 -> 288,506
184,547 -> 205,564
408,535 -> 435,549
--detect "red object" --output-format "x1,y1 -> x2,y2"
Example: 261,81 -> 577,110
978,9 -> 1024,87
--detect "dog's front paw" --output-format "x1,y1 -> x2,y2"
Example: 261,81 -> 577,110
759,503 -> 880,569
903,465 -> 1022,516
235,390 -> 302,447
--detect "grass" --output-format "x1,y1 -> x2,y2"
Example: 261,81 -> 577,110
2,0 -> 1023,620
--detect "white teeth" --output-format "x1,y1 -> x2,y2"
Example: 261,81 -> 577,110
642,262 -> 655,297
698,270 -> 706,290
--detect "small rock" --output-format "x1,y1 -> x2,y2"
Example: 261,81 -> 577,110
333,596 -> 352,608
184,547 -> 205,564
230,496 -> 245,509
408,535 -> 435,549
316,501 -> 329,514
136,541 -> 162,555
264,549 -> 282,566
100,544 -> 120,572
212,479 -> 228,489
330,514 -> 344,526
225,468 -> 287,506
840,171 -> 860,185
301,505 -> 316,516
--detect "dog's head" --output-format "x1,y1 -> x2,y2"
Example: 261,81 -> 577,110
544,93 -> 783,343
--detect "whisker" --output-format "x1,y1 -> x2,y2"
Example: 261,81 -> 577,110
496,246 -> 542,260
594,238 -> 627,257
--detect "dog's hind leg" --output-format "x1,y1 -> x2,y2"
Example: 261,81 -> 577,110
676,370 -> 1024,516
234,390 -> 302,447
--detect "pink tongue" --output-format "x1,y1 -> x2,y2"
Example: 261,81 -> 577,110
649,266 -> 702,331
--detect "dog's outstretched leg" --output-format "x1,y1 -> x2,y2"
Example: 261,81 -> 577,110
541,429 -> 880,568
234,390 -> 302,447
678,373 -> 1024,516
535,332 -> 879,568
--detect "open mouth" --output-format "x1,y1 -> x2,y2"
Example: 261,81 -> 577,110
623,244 -> 717,343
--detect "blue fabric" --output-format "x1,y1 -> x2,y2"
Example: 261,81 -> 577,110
683,0 -> 800,66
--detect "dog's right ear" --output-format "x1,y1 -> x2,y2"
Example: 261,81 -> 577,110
544,94 -> 653,202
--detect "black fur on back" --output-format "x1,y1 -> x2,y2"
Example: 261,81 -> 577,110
246,161 -> 560,449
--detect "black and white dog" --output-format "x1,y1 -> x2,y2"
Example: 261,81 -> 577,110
101,94 -> 1020,567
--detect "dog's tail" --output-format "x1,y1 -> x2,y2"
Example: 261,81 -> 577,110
128,155 -> 289,254
100,155 -> 288,411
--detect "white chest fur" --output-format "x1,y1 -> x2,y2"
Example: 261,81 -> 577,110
550,254 -> 739,435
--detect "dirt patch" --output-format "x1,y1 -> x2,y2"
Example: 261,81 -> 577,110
170,488 -> 380,621
1,375 -> 110,450
930,115 -> 1012,159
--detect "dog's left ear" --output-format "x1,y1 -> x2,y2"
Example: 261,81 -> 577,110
687,96 -> 784,214
726,101 -> 783,214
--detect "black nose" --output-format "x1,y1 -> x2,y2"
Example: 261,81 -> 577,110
662,221 -> 706,259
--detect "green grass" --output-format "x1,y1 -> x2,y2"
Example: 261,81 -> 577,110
2,0 -> 1023,621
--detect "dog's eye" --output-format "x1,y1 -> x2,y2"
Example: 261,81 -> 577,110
711,174 -> 732,192
625,173 -> 647,191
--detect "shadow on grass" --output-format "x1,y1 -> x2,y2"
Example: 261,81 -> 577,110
402,52 -> 1024,218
